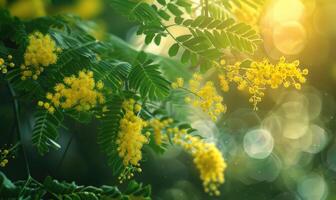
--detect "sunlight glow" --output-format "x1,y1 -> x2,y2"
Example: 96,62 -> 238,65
272,0 -> 305,23
261,0 -> 312,56
273,21 -> 307,55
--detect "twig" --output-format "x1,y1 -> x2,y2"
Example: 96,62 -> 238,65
18,175 -> 32,197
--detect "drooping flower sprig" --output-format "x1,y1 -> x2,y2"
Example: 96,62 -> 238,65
38,70 -> 105,113
171,73 -> 227,121
218,57 -> 309,110
21,31 -> 61,80
116,99 -> 150,182
144,125 -> 227,195
172,128 -> 227,196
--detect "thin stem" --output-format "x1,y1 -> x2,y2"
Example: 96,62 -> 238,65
8,142 -> 21,152
141,107 -> 155,118
8,83 -> 31,176
30,177 -> 43,187
56,132 -> 74,171
180,87 -> 203,99
204,0 -> 209,17
163,23 -> 195,55
18,175 -> 32,197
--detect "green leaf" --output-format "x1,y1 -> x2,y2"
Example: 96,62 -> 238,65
110,0 -> 159,22
184,16 -> 260,54
145,33 -> 155,44
157,0 -> 166,6
6,69 -> 45,99
167,3 -> 183,16
181,50 -> 191,63
43,176 -> 98,199
168,43 -> 180,57
183,19 -> 193,26
174,17 -> 184,24
176,0 -> 192,11
157,10 -> 170,21
97,96 -> 124,176
191,16 -> 206,27
43,176 -> 77,195
124,181 -> 140,194
32,109 -> 64,155
93,60 -> 131,91
129,54 -> 170,100
0,171 -> 152,199
154,35 -> 162,45
66,110 -> 93,124
200,60 -> 213,73
0,171 -> 16,194
176,34 -> 192,42
138,51 -> 148,63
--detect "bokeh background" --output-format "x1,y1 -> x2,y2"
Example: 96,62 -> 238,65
1,0 -> 336,199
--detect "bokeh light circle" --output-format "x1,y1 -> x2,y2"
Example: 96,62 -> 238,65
261,114 -> 282,137
248,154 -> 282,182
283,121 -> 308,139
191,120 -> 218,142
243,129 -> 274,159
273,21 -> 307,55
303,124 -> 328,154
297,173 -> 328,200
306,91 -> 323,120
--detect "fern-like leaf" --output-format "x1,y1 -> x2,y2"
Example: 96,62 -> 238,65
97,96 -> 124,175
226,0 -> 265,10
174,16 -> 261,54
129,52 -> 170,100
32,109 -> 64,155
6,69 -> 45,99
109,0 -> 159,22
208,0 -> 265,19
92,60 -> 131,91
0,173 -> 151,199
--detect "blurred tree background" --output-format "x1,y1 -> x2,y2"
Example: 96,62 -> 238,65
1,0 -> 336,199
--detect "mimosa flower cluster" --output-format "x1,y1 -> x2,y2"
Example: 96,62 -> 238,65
219,57 -> 308,110
116,99 -> 149,168
149,118 -> 173,145
173,129 -> 227,196
172,74 -> 227,121
171,77 -> 184,89
38,70 -> 104,113
21,32 -> 61,80
187,74 -> 227,121
218,74 -> 229,92
0,55 -> 15,74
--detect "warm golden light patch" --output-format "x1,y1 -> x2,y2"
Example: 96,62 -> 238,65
272,0 -> 305,23
273,21 -> 307,55
261,0 -> 310,56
